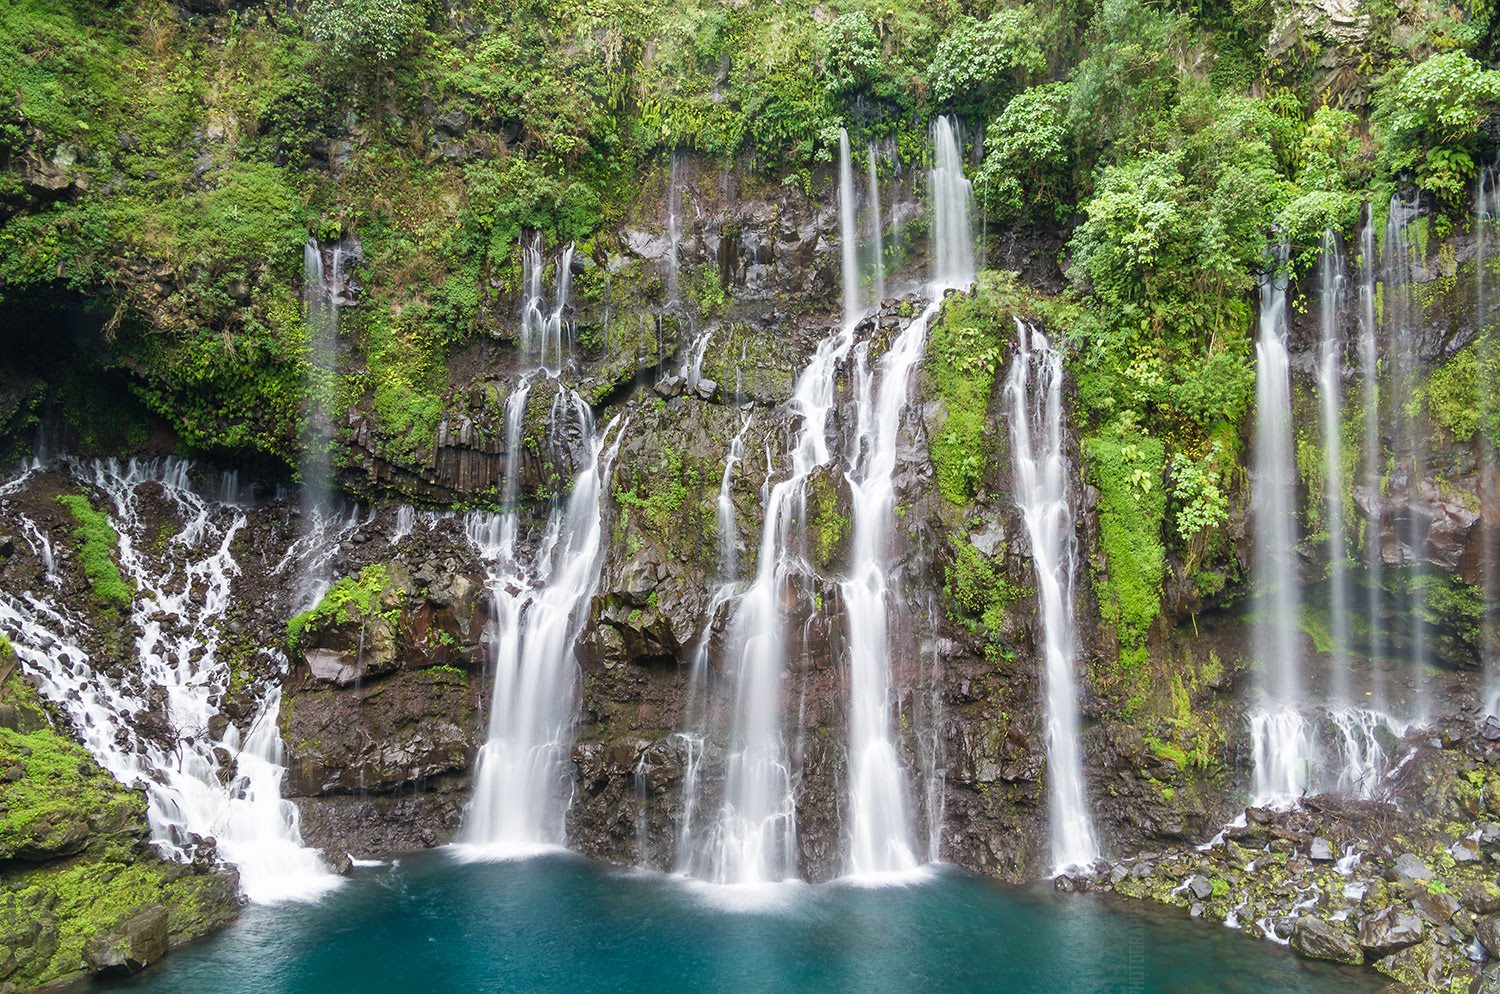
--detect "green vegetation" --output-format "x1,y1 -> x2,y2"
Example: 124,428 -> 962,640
55,494 -> 132,608
943,536 -> 1024,658
286,563 -> 397,649
925,273 -> 1017,505
614,445 -> 700,536
0,675 -> 239,990
1426,342 -> 1500,449
1084,431 -> 1166,671
1,0 -> 1495,485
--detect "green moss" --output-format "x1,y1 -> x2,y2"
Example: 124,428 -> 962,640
805,472 -> 849,568
1426,343 -> 1500,449
55,493 -> 132,609
1083,429 -> 1166,670
924,273 -> 1021,504
0,725 -> 143,860
286,563 -> 396,650
613,445 -> 699,537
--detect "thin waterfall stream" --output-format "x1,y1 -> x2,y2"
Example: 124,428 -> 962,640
1005,321 -> 1099,872
459,243 -> 628,853
1250,252 -> 1311,804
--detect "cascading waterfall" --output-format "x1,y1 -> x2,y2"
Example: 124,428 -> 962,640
0,458 -> 337,903
667,151 -> 684,305
461,404 -> 627,851
520,236 -> 576,376
1006,322 -> 1099,872
931,117 -> 975,288
840,115 -> 975,877
689,116 -> 974,883
710,333 -> 847,882
300,238 -> 345,609
838,130 -> 862,322
1317,232 -> 1352,705
840,305 -> 927,879
673,415 -> 751,873
866,145 -> 886,307
1250,253 -> 1313,803
1478,165 -> 1500,715
1384,194 -> 1430,721
1356,211 -> 1386,712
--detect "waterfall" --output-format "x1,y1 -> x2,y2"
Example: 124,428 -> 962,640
1478,166 -> 1500,715
840,305 -> 930,878
931,117 -> 975,288
1317,233 -> 1351,704
300,238 -> 344,609
520,236 -> 575,376
1005,322 -> 1099,872
710,329 -> 851,883
0,458 -> 338,903
839,130 -> 862,325
686,117 -> 973,883
1356,211 -> 1386,712
674,415 -> 751,873
866,145 -> 886,307
1250,253 -> 1310,803
460,402 -> 627,853
667,151 -> 684,305
1384,194 -> 1430,721
839,116 -> 973,876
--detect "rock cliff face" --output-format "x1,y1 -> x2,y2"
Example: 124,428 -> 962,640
2,149 -> 1500,992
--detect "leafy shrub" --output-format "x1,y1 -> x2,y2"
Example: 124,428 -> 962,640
306,0 -> 430,64
1373,52 -> 1500,202
821,12 -> 884,95
975,82 -> 1074,224
1169,441 -> 1230,541
927,9 -> 1046,115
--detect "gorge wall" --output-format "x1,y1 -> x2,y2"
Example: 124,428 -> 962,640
3,0 -> 1500,990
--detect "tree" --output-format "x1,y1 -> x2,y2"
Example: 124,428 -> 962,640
306,0 -> 429,65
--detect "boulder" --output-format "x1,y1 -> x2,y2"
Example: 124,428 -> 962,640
1393,853 -> 1434,883
1358,907 -> 1425,956
1476,915 -> 1500,959
1460,880 -> 1500,914
1309,837 -> 1334,862
84,905 -> 169,976
1413,889 -> 1460,925
1290,916 -> 1363,965
1186,875 -> 1214,901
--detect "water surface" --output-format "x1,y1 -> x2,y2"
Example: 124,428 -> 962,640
91,851 -> 1381,994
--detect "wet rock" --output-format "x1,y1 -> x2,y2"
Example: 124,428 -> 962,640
1186,875 -> 1214,901
1413,890 -> 1461,925
1359,907 -> 1425,956
84,905 -> 169,976
1460,880 -> 1500,914
1377,936 -> 1475,991
1476,915 -> 1500,959
1309,837 -> 1334,862
1290,916 -> 1363,965
1393,853 -> 1434,883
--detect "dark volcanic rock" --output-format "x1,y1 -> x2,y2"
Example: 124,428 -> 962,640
1290,915 -> 1363,965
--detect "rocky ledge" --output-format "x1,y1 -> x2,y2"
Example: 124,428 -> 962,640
0,652 -> 241,993
1066,711 -> 1500,992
